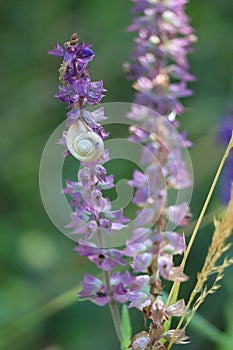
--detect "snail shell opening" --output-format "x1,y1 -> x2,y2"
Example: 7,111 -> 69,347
66,121 -> 104,162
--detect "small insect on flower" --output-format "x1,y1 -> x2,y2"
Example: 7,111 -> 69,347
69,32 -> 79,45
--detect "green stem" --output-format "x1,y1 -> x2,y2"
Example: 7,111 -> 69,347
166,132 -> 233,349
166,133 -> 233,311
103,270 -> 124,343
96,228 -> 123,343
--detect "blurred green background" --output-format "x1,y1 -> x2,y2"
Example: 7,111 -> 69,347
0,0 -> 233,349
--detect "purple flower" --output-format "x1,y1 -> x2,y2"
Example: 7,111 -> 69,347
132,253 -> 154,273
63,152 -> 129,239
66,212 -> 97,239
82,109 -> 109,139
128,165 -> 166,210
123,233 -> 154,273
79,274 -> 110,306
74,241 -> 125,271
126,0 -> 196,115
57,131 -> 70,157
86,81 -> 106,105
49,34 -> 105,113
129,170 -> 147,188
218,109 -> 233,203
66,108 -> 81,127
66,201 -> 129,239
124,229 -> 185,278
64,165 -> 112,205
162,232 -> 186,255
130,332 -> 150,350
158,254 -> 173,279
49,36 -> 94,63
48,43 -> 65,57
78,271 -> 149,307
127,274 -> 150,308
166,202 -> 191,226
129,125 -> 151,143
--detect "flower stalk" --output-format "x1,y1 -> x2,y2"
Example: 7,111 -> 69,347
49,33 -> 145,343
125,0 -> 196,347
104,269 -> 124,342
97,227 -> 124,342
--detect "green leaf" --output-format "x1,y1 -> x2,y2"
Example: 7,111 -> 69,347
121,305 -> 132,350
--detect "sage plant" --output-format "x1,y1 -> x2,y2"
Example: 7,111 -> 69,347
47,1 -> 233,349
48,33 -> 148,343
48,1 -> 195,346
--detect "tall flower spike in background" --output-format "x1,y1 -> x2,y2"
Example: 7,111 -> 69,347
126,0 -> 196,115
218,108 -> 233,204
124,0 -> 196,348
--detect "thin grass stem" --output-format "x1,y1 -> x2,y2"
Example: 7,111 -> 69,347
166,132 -> 233,349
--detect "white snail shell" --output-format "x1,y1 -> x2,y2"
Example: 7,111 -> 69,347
66,119 -> 104,162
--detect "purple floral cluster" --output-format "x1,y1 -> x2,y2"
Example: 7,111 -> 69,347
123,0 -> 195,347
126,0 -> 196,116
49,34 -> 108,157
49,34 -> 155,319
49,34 -> 105,110
78,271 -> 150,308
218,109 -> 233,204
125,0 -> 194,279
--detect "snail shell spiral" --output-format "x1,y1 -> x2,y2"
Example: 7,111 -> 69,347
66,119 -> 104,162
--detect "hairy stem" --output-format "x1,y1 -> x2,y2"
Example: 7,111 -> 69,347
96,228 -> 123,343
